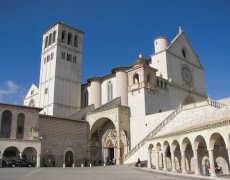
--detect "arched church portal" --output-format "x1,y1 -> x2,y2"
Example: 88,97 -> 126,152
90,118 -> 128,165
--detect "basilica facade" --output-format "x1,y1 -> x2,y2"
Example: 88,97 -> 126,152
0,22 -> 229,177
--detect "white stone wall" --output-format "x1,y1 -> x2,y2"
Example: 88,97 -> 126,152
39,23 -> 83,117
24,84 -> 40,107
116,71 -> 128,106
150,51 -> 168,79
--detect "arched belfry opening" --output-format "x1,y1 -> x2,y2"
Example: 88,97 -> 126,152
90,118 -> 128,165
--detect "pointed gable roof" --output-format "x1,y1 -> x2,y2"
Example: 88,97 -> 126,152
24,84 -> 39,99
167,28 -> 203,69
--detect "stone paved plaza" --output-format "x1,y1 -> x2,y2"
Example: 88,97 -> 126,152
0,166 -> 215,180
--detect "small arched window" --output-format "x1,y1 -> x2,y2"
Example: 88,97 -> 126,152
16,113 -> 25,139
45,36 -> 48,48
52,30 -> 56,43
62,31 -> 66,42
0,110 -> 12,138
48,33 -> 52,46
67,33 -> 72,45
74,35 -> 78,47
107,81 -> 113,102
133,73 -> 139,84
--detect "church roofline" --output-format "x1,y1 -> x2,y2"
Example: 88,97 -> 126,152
0,102 -> 42,112
111,66 -> 130,73
39,114 -> 88,123
43,21 -> 84,35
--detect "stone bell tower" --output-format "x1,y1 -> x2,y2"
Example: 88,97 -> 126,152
39,22 -> 83,117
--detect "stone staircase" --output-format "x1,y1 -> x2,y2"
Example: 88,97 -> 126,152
207,98 -> 226,108
124,104 -> 183,161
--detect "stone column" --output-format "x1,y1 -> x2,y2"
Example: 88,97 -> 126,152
227,148 -> 230,167
19,152 -> 22,159
193,149 -> 200,175
155,151 -> 159,170
63,155 -> 66,168
147,150 -> 152,168
163,151 -> 167,171
181,151 -> 187,174
0,151 -> 2,168
208,149 -> 216,177
171,151 -> 176,173
116,131 -> 121,165
36,154 -> 40,168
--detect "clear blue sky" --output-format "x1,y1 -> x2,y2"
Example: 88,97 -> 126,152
0,0 -> 229,104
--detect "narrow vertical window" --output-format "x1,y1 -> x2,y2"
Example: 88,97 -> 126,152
47,55 -> 50,62
0,110 -> 12,138
84,90 -> 88,107
62,52 -> 65,60
48,33 -> 52,46
52,30 -> 56,43
67,33 -> 72,45
45,88 -> 48,94
16,113 -> 25,139
133,73 -> 139,84
74,35 -> 78,47
45,36 -> 48,48
62,31 -> 66,42
107,81 -> 113,102
73,56 -> 77,63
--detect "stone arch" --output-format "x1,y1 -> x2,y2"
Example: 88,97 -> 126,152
90,118 -> 117,164
0,110 -> 12,138
163,141 -> 171,170
209,132 -> 229,174
172,140 -> 181,171
2,146 -> 19,167
194,135 -> 208,174
156,142 -> 162,151
181,137 -> 194,172
22,147 -> 37,163
156,142 -> 163,169
209,132 -> 227,150
147,144 -> 154,168
63,147 -> 75,167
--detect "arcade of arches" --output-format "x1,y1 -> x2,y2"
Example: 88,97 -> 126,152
1,146 -> 39,167
147,130 -> 230,177
90,118 -> 129,165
